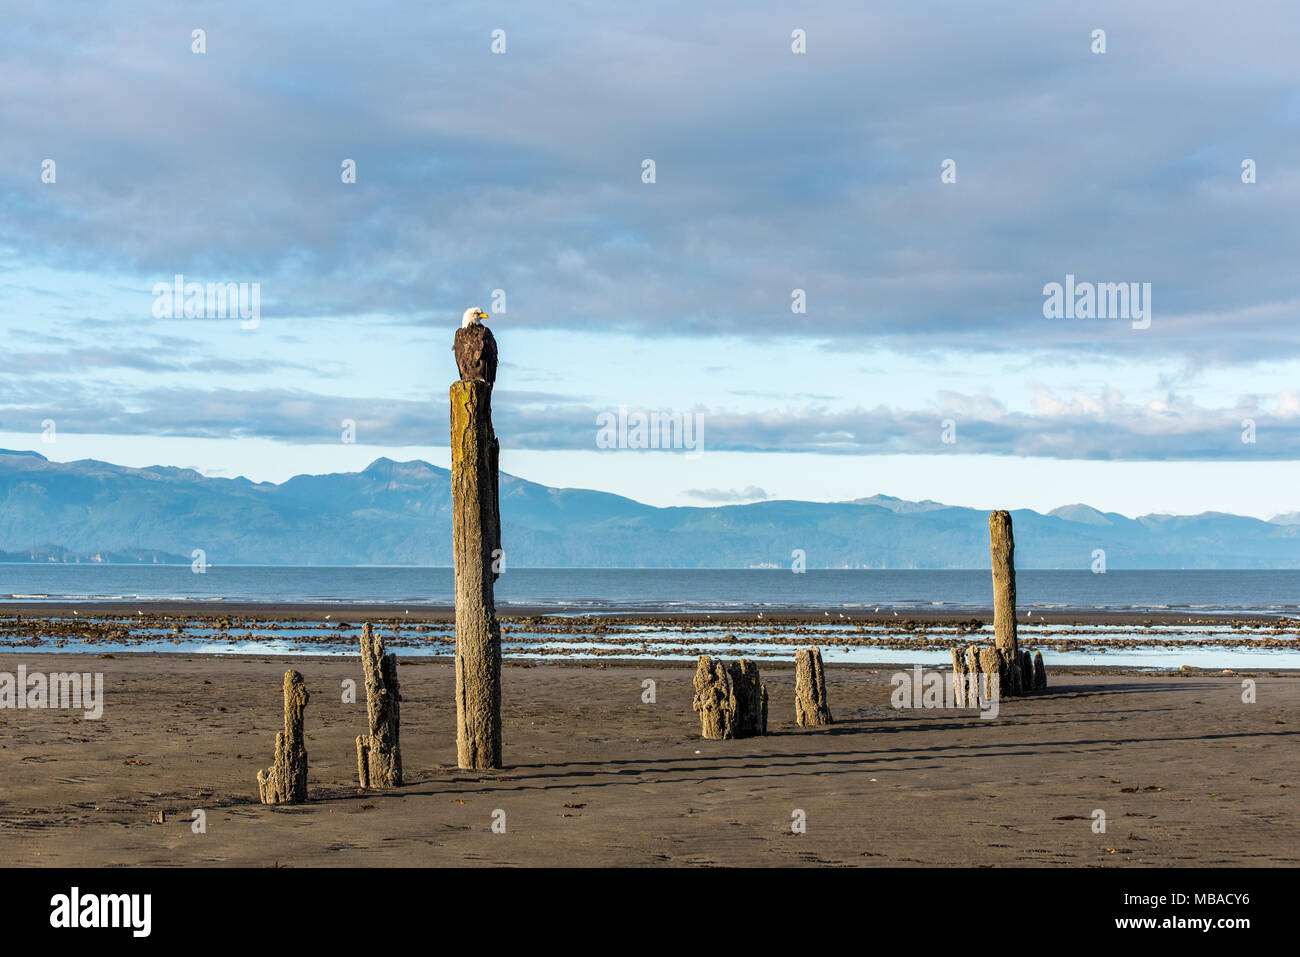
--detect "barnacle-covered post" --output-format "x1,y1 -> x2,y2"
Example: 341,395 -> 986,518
356,623 -> 402,787
257,670 -> 309,804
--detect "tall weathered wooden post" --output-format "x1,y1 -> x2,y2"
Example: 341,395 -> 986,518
989,510 -> 1017,653
451,308 -> 502,770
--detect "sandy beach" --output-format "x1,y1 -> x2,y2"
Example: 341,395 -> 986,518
1,652 -> 1295,867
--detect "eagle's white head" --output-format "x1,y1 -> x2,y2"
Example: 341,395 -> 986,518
461,306 -> 489,328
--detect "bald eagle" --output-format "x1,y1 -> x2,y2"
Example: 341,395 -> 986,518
454,306 -> 497,385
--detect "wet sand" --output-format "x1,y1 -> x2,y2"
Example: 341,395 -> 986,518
1,653 -> 1296,866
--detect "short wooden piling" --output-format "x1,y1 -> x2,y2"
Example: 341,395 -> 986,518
257,670 -> 309,805
794,646 -> 833,726
730,659 -> 768,737
356,623 -> 402,788
693,655 -> 735,739
952,646 -> 969,707
693,655 -> 768,739
1001,647 -> 1023,696
978,646 -> 1007,701
965,644 -> 981,703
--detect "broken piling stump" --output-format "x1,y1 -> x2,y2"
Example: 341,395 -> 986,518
989,510 -> 1018,653
964,644 -> 981,703
955,644 -> 984,707
257,670 -> 309,805
977,646 -> 1002,700
692,655 -> 768,739
356,623 -> 402,788
965,642 -> 1046,703
795,646 -> 833,726
952,646 -> 968,707
1002,648 -> 1024,696
693,656 -> 735,739
450,378 -> 503,770
731,658 -> 768,737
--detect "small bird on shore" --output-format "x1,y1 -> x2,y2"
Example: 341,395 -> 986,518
454,306 -> 497,385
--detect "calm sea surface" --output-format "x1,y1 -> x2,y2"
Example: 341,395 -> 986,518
3,565 -> 1300,614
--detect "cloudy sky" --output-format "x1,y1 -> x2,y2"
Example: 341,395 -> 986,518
3,1 -> 1299,517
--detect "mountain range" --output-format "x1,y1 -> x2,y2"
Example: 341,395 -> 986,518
0,449 -> 1297,568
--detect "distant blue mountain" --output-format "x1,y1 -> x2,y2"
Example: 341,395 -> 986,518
0,450 -> 1296,568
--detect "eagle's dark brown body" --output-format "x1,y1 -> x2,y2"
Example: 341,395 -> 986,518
454,323 -> 498,385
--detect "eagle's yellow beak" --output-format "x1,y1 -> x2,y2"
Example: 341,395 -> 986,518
478,311 -> 489,320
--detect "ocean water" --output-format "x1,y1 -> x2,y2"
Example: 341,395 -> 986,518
2,564 -> 1300,614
